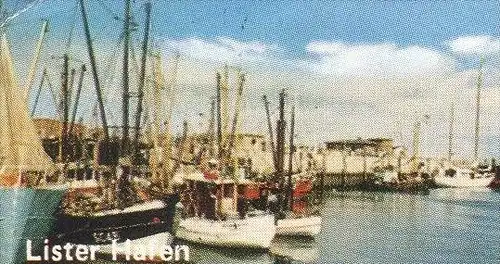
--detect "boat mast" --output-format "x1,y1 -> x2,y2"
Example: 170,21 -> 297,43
411,119 -> 421,174
263,95 -> 278,171
68,64 -> 86,136
216,72 -> 223,160
79,0 -> 109,139
448,101 -> 454,163
121,0 -> 131,156
24,19 -> 48,101
133,2 -> 152,163
287,105 -> 295,212
30,69 -> 46,117
276,90 -> 286,212
225,73 -> 245,163
474,57 -> 485,162
59,54 -> 69,163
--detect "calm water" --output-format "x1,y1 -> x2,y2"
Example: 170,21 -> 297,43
100,188 -> 500,263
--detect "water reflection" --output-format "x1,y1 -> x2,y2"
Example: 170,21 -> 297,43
270,236 -> 319,264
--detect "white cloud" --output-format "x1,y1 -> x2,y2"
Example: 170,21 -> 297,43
304,41 -> 456,77
447,35 -> 500,55
164,37 -> 278,65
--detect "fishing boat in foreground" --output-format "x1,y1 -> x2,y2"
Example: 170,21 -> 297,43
175,171 -> 276,249
0,34 -> 67,264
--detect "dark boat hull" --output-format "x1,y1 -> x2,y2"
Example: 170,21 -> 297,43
51,195 -> 179,245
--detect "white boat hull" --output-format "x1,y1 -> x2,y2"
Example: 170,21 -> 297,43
175,215 -> 276,249
434,176 -> 493,188
276,216 -> 322,237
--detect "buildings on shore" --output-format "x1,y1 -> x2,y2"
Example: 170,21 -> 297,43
32,118 -> 420,176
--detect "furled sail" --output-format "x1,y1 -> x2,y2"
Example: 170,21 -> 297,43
0,34 -> 55,186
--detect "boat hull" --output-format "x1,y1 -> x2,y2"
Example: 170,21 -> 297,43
276,216 -> 322,237
434,176 -> 493,188
0,186 -> 66,264
52,195 -> 178,246
175,214 -> 276,249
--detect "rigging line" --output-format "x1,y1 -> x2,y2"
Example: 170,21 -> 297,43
97,0 -> 122,22
90,32 -> 124,127
0,0 -> 45,29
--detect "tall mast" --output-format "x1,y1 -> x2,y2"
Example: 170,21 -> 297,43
122,0 -> 131,156
221,64 -> 230,146
287,105 -> 295,211
79,0 -> 109,139
133,2 -> 152,162
448,101 -> 454,162
208,98 -> 216,157
411,119 -> 421,173
474,57 -> 485,161
226,73 -> 245,162
263,95 -> 278,171
24,19 -> 48,101
59,54 -> 69,163
276,89 -> 286,179
216,73 -> 223,160
69,64 -> 86,136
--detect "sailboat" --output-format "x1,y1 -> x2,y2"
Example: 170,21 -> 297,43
434,57 -> 494,188
0,33 -> 67,264
51,1 -> 179,259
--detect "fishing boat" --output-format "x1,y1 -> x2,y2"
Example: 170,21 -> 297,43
0,33 -> 68,264
263,91 -> 322,237
276,176 -> 322,237
51,1 -> 179,256
434,166 -> 493,188
175,171 -> 276,249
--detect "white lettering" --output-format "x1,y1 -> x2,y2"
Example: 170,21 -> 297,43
175,245 -> 190,261
63,243 -> 74,261
160,245 -> 173,261
43,239 -> 49,260
89,245 -> 100,261
75,245 -> 89,261
26,240 -> 41,261
52,245 -> 62,261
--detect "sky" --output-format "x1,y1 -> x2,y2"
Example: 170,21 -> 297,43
2,0 -> 500,160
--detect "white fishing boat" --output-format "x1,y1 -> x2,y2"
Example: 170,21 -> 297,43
275,177 -> 322,237
276,215 -> 322,237
174,172 -> 276,249
435,167 -> 493,188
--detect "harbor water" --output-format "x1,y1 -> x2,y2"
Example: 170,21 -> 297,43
97,188 -> 499,263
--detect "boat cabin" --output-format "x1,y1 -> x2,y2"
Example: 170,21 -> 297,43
180,172 -> 259,220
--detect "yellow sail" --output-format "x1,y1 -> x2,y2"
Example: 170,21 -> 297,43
0,34 -> 55,186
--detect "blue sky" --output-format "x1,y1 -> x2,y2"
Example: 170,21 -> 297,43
3,0 -> 500,159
